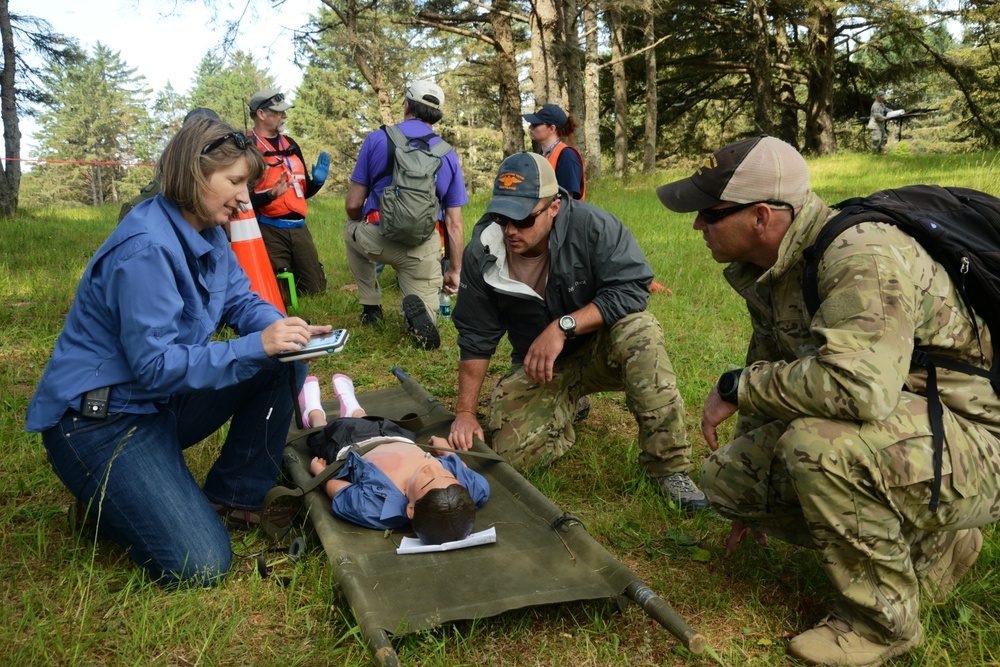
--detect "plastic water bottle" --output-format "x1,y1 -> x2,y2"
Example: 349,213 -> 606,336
438,292 -> 452,319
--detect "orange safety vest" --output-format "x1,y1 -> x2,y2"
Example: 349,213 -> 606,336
251,132 -> 308,218
547,142 -> 586,201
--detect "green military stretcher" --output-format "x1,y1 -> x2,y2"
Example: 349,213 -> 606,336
279,367 -> 706,666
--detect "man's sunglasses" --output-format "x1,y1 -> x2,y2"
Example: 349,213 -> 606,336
253,93 -> 284,113
201,132 -> 250,155
697,199 -> 792,224
490,196 -> 557,229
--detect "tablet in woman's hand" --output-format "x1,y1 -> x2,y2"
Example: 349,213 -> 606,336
276,329 -> 349,362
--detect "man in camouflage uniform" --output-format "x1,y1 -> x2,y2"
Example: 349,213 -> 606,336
447,152 -> 707,513
868,90 -> 889,153
657,135 -> 1000,666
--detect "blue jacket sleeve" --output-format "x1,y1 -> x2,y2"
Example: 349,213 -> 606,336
106,243 -> 275,394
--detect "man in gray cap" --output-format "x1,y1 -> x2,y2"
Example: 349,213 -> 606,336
345,80 -> 468,350
868,90 -> 889,153
657,135 -> 999,665
248,88 -> 330,295
447,151 -> 707,513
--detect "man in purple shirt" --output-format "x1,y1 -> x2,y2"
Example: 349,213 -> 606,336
344,80 -> 468,350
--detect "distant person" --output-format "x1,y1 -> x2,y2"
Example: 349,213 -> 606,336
248,88 -> 331,295
302,374 -> 490,545
26,116 -> 331,587
868,90 -> 889,153
118,107 -> 221,223
657,135 -> 999,666
448,152 -> 707,513
344,80 -> 468,349
523,103 -> 585,200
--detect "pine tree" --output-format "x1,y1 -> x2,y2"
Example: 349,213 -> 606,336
34,43 -> 150,206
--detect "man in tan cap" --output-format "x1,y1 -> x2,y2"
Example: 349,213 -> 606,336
248,88 -> 330,295
657,135 -> 999,665
448,151 -> 707,513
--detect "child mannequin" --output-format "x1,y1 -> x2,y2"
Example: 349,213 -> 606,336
299,374 -> 489,544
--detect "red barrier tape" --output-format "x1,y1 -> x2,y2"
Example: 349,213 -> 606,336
0,157 -> 155,167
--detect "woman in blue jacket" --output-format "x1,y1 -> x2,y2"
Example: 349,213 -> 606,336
26,116 -> 331,586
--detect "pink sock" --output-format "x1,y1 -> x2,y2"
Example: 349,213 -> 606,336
332,374 -> 362,418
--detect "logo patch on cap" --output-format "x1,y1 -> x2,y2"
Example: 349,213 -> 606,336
695,156 -> 718,176
498,173 -> 525,190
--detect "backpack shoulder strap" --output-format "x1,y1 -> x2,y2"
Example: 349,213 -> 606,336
801,202 -> 880,317
379,124 -> 403,185
430,136 -> 452,157
384,124 -> 408,148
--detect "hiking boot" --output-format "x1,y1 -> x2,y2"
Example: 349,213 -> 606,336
212,503 -> 298,532
655,472 -> 710,513
574,396 -> 591,422
788,615 -> 922,666
922,528 -> 983,603
402,294 -> 440,350
361,304 -> 384,327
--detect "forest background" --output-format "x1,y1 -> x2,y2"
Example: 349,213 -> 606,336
1,0 -> 999,216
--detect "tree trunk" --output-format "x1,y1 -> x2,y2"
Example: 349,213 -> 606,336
774,16 -> 799,149
562,0 -> 583,120
642,0 -> 657,173
583,1 -> 601,179
0,0 -> 21,218
748,0 -> 774,136
529,0 -> 564,105
492,0 -> 524,157
607,4 -> 629,178
803,5 -> 836,155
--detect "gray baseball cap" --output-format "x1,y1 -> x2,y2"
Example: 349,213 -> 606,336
405,80 -> 445,110
249,89 -> 293,114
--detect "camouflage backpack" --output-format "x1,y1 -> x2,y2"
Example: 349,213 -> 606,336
377,124 -> 452,247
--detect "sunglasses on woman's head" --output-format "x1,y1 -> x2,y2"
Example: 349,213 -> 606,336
697,199 -> 792,224
201,132 -> 250,155
490,196 -> 557,229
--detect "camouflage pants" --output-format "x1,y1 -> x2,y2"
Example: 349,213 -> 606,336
870,125 -> 888,153
701,391 -> 1000,641
488,311 -> 690,477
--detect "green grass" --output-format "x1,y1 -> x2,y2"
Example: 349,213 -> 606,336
3,150 -> 1000,665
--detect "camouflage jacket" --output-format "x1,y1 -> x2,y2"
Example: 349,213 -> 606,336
724,191 -> 1000,437
868,100 -> 888,130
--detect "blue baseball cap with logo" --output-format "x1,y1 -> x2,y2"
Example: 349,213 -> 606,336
485,152 -> 560,220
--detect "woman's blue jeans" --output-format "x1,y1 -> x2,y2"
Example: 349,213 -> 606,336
42,361 -> 304,586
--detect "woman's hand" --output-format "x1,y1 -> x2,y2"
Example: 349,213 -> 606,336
262,318 -> 332,357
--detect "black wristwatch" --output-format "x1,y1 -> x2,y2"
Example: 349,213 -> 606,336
558,315 -> 576,340
717,369 -> 742,405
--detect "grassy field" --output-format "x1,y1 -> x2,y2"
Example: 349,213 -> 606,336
3,150 -> 1000,666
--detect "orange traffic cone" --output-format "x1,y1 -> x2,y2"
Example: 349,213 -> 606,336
229,203 -> 286,314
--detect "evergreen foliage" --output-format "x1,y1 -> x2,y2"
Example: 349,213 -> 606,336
31,43 -> 150,207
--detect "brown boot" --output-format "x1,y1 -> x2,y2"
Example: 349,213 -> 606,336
787,615 -> 922,666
